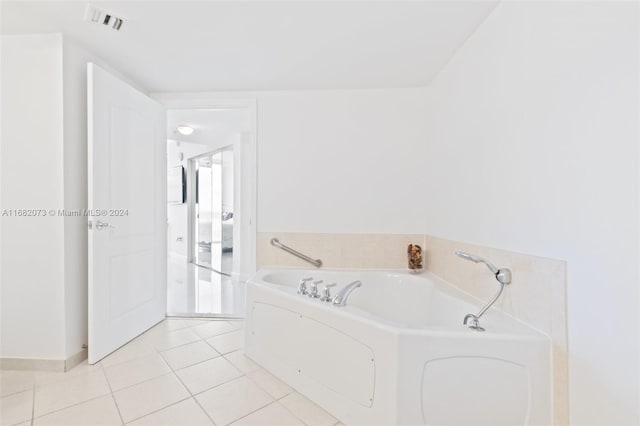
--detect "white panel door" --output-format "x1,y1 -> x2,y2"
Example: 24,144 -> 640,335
88,63 -> 166,364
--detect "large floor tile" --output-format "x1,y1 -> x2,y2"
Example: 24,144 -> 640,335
99,340 -> 157,369
279,392 -> 338,426
128,398 -> 213,426
195,376 -> 273,426
0,370 -> 34,397
246,369 -> 293,399
228,320 -> 245,330
160,341 -> 220,371
182,319 -> 209,327
230,402 -> 304,426
192,321 -> 236,339
175,357 -> 241,394
150,328 -> 202,352
1,389 -> 33,426
35,361 -> 103,388
113,373 -> 189,423
33,394 -> 122,426
223,350 -> 260,374
149,319 -> 191,333
104,353 -> 171,391
34,370 -> 111,417
205,330 -> 244,354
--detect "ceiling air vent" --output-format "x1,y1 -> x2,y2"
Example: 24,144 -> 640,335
84,4 -> 124,31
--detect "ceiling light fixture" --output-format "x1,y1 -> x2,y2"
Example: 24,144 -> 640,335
176,125 -> 194,136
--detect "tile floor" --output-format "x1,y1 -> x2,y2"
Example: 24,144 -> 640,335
167,255 -> 245,317
0,318 -> 344,426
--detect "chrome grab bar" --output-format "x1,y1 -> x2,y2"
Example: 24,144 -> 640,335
270,238 -> 323,268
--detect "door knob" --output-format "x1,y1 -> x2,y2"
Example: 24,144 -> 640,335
90,220 -> 117,230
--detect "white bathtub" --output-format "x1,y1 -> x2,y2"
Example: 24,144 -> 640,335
244,268 -> 551,426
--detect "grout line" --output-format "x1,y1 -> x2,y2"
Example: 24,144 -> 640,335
106,370 -> 177,395
172,354 -> 224,372
121,395 -> 192,425
30,390 -> 111,422
2,319 -> 246,426
0,387 -> 35,399
101,363 -> 125,426
30,379 -> 35,426
159,345 -> 220,426
224,399 -> 286,426
196,327 -> 245,342
29,367 -> 113,420
189,373 -> 245,398
190,396 -> 216,426
277,392 -> 340,426
243,369 -> 295,401
277,396 -> 313,426
109,393 -> 125,426
200,333 -> 244,356
113,340 -> 192,424
102,333 -> 207,370
31,369 -> 103,391
102,328 -> 235,396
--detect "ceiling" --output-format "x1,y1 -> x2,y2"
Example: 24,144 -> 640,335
167,108 -> 250,146
1,1 -> 498,92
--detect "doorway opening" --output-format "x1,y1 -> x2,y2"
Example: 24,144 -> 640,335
164,104 -> 255,318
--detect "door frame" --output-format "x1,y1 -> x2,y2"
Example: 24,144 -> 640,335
154,94 -> 257,282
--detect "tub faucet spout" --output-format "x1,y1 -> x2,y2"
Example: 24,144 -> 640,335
332,280 -> 362,307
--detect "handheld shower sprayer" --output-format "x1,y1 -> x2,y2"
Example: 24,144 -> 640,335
455,251 -> 512,331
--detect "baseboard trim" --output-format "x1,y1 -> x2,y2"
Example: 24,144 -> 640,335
1,349 -> 88,372
64,348 -> 88,371
0,357 -> 65,372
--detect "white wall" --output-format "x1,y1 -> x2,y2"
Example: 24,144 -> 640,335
254,88 -> 428,234
167,140 -> 210,257
158,89 -> 428,235
1,34 -> 67,359
420,2 -> 639,424
61,37 -> 92,360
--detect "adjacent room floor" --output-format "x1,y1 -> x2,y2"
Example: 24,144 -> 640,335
168,254 -> 246,317
0,318 -> 344,426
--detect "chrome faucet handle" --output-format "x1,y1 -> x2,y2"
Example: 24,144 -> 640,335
320,283 -> 337,302
308,280 -> 323,298
297,277 -> 313,295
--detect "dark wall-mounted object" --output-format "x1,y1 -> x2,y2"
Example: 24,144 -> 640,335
168,165 -> 186,204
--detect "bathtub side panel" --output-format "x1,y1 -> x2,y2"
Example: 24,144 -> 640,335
245,282 -> 399,426
397,333 -> 552,426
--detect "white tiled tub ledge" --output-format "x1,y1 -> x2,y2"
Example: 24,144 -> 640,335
0,318 -> 343,426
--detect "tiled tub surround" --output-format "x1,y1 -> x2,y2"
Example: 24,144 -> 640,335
257,232 -> 425,270
257,232 -> 568,425
0,318 -> 343,426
